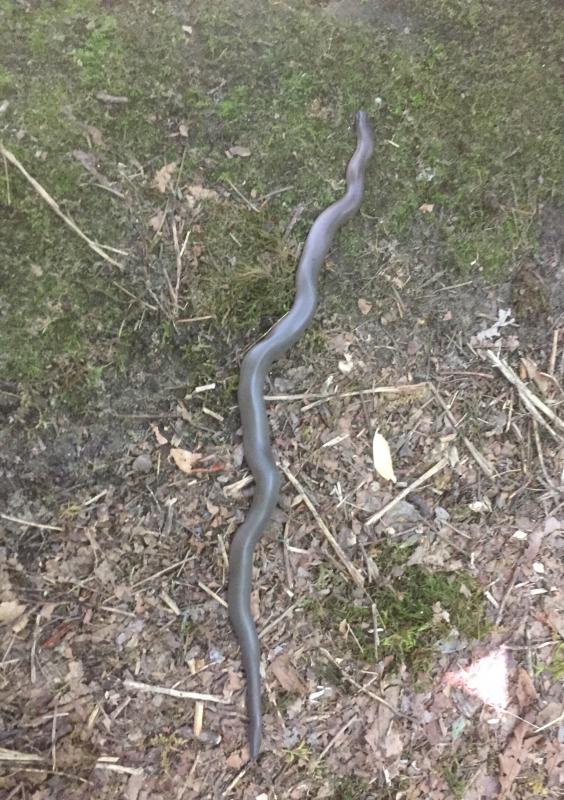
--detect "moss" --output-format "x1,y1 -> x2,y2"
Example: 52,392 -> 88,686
307,545 -> 488,671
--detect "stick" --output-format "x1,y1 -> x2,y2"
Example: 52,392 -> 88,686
280,463 -> 364,589
430,384 -> 495,478
123,679 -> 231,705
0,512 -> 62,531
308,714 -> 358,772
486,350 -> 564,436
225,178 -> 260,213
263,382 -> 428,407
0,143 -> 124,270
366,457 -> 449,526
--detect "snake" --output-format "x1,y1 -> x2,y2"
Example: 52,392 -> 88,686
227,111 -> 374,759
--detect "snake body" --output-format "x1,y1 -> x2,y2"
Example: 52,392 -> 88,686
227,112 -> 374,758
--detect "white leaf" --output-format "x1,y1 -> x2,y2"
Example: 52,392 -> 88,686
372,432 -> 396,483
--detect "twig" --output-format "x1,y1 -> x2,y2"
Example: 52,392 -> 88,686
123,679 -> 231,704
176,315 -> 215,324
51,698 -> 58,772
0,143 -> 124,270
319,648 -> 414,721
280,462 -> 364,588
0,748 -> 44,762
263,382 -> 428,408
430,384 -> 495,478
259,601 -> 299,640
486,350 -> 564,437
549,328 -> 559,376
0,512 -> 63,531
257,185 -> 293,204
366,457 -> 450,526
221,765 -> 250,797
94,762 -> 144,776
308,714 -> 358,772
197,581 -> 228,609
225,178 -> 259,213
533,709 -> 564,733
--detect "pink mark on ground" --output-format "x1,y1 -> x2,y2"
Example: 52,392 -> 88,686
444,648 -> 509,710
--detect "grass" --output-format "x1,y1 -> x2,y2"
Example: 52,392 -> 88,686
307,543 -> 488,672
1,0 -> 563,413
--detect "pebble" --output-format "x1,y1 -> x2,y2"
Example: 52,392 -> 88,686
132,453 -> 152,473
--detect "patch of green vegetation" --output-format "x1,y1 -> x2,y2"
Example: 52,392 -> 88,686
332,776 -> 370,799
307,544 -> 488,671
1,0 -> 563,416
544,643 -> 564,680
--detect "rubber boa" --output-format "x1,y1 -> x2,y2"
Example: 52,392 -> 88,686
227,111 -> 374,758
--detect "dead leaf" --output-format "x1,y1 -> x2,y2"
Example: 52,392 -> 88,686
178,122 -> 189,137
152,162 -> 177,194
150,423 -> 168,446
357,297 -> 372,315
514,667 -> 537,712
225,749 -> 247,769
227,145 -> 251,158
187,184 -> 219,201
85,124 -> 104,147
270,653 -> 307,694
169,448 -> 203,474
0,600 -> 27,626
520,356 -> 551,395
372,432 -> 397,483
72,149 -> 99,175
148,210 -> 166,233
498,721 -> 538,799
419,203 -> 434,213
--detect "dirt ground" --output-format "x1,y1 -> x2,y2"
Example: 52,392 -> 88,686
1,0 -> 564,798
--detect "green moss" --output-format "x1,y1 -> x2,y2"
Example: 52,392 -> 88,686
307,546 -> 488,671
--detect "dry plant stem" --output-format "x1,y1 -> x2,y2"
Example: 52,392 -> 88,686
280,462 -> 365,588
0,512 -> 63,531
429,384 -> 495,478
0,143 -> 124,270
319,648 -> 413,720
123,679 -> 230,704
486,350 -> 564,436
366,457 -> 450,526
308,714 -> 358,772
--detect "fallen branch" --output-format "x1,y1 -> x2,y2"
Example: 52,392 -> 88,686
366,457 -> 450,526
123,679 -> 231,705
430,384 -> 495,478
0,143 -> 124,271
280,462 -> 364,589
486,350 -> 564,438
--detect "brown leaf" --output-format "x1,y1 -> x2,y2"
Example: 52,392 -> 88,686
419,202 -> 434,213
520,356 -> 551,395
498,722 -> 538,798
169,448 -> 203,474
515,667 -> 537,712
0,600 -> 27,626
226,748 -> 247,769
152,162 -> 177,194
187,184 -> 219,202
228,145 -> 251,158
85,124 -> 104,147
357,297 -> 372,315
148,210 -> 166,233
270,653 -> 307,694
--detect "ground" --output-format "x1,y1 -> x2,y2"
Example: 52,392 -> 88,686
1,0 -> 563,798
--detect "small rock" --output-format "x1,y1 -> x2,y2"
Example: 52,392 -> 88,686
132,453 -> 152,473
